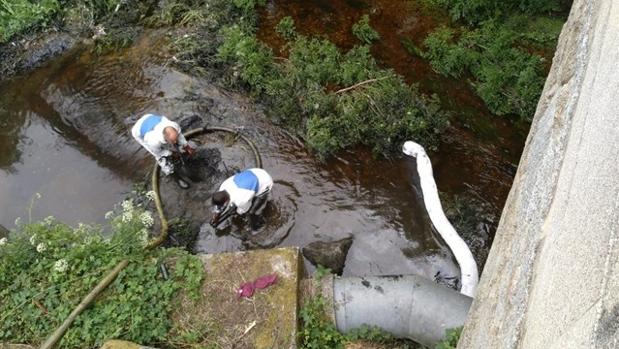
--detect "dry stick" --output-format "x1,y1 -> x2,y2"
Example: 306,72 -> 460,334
334,76 -> 388,94
39,259 -> 129,349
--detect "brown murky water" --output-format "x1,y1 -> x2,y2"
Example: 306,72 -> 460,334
0,0 -> 530,279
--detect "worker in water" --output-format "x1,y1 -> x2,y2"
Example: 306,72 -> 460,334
210,168 -> 273,229
131,113 -> 196,189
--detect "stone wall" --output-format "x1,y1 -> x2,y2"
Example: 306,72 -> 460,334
459,0 -> 619,348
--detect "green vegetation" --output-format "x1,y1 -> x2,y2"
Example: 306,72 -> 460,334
435,327 -> 463,349
352,14 -> 380,44
422,22 -> 547,119
420,0 -> 568,121
216,16 -> 447,157
299,295 -> 346,349
0,0 -> 122,43
425,0 -> 566,25
161,1 -> 447,157
0,199 -> 203,348
0,0 -> 60,42
275,15 -> 296,41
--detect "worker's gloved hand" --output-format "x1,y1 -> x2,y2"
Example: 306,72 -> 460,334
183,141 -> 197,157
210,203 -> 236,228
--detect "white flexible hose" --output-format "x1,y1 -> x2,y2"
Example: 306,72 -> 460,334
402,141 -> 479,297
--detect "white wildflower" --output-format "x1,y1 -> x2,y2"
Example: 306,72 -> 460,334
43,216 -> 54,226
15,217 -> 22,226
145,191 -> 156,201
0,237 -> 7,246
29,234 -> 37,246
121,199 -> 134,212
121,211 -> 133,223
104,211 -> 114,220
35,192 -> 42,199
53,259 -> 68,273
139,228 -> 149,246
139,211 -> 154,227
36,243 -> 46,253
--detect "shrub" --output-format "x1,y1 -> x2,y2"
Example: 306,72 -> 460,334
0,0 -> 60,42
276,16 -> 296,41
351,14 -> 380,44
425,0 -> 565,25
0,200 -> 203,348
218,17 -> 447,157
218,24 -> 276,94
299,295 -> 346,349
422,22 -> 546,120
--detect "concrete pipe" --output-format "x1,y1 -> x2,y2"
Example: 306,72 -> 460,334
332,275 -> 472,347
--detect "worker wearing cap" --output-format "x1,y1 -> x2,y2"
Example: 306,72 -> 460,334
131,113 -> 195,189
210,168 -> 273,228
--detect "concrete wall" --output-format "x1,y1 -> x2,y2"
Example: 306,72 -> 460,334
459,1 -> 619,348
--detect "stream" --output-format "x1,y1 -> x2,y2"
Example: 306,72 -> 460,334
0,1 -> 529,280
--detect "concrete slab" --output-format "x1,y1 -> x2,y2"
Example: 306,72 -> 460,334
170,247 -> 303,349
459,0 -> 619,348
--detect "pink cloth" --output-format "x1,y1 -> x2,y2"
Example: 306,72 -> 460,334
236,273 -> 278,298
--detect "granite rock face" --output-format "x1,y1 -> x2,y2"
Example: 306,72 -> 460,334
459,1 -> 619,348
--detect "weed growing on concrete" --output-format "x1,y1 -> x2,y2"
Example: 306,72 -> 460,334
435,327 -> 462,349
0,202 -> 203,348
299,295 -> 346,349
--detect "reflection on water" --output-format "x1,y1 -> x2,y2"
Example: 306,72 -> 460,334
0,108 -> 131,228
0,13 -> 522,279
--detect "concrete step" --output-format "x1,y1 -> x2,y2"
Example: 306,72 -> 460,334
170,247 -> 303,349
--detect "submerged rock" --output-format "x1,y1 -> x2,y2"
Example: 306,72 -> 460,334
302,236 -> 353,275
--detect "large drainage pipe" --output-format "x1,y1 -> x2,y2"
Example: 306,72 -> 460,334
331,275 -> 472,347
325,141 -> 478,346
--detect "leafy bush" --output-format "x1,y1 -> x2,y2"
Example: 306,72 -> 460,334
0,0 -> 59,42
218,24 -> 276,94
351,14 -> 380,44
0,0 -> 123,43
0,199 -> 203,348
276,16 -> 296,41
423,22 -> 546,120
218,18 -> 447,157
299,295 -> 346,349
425,0 -> 565,24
